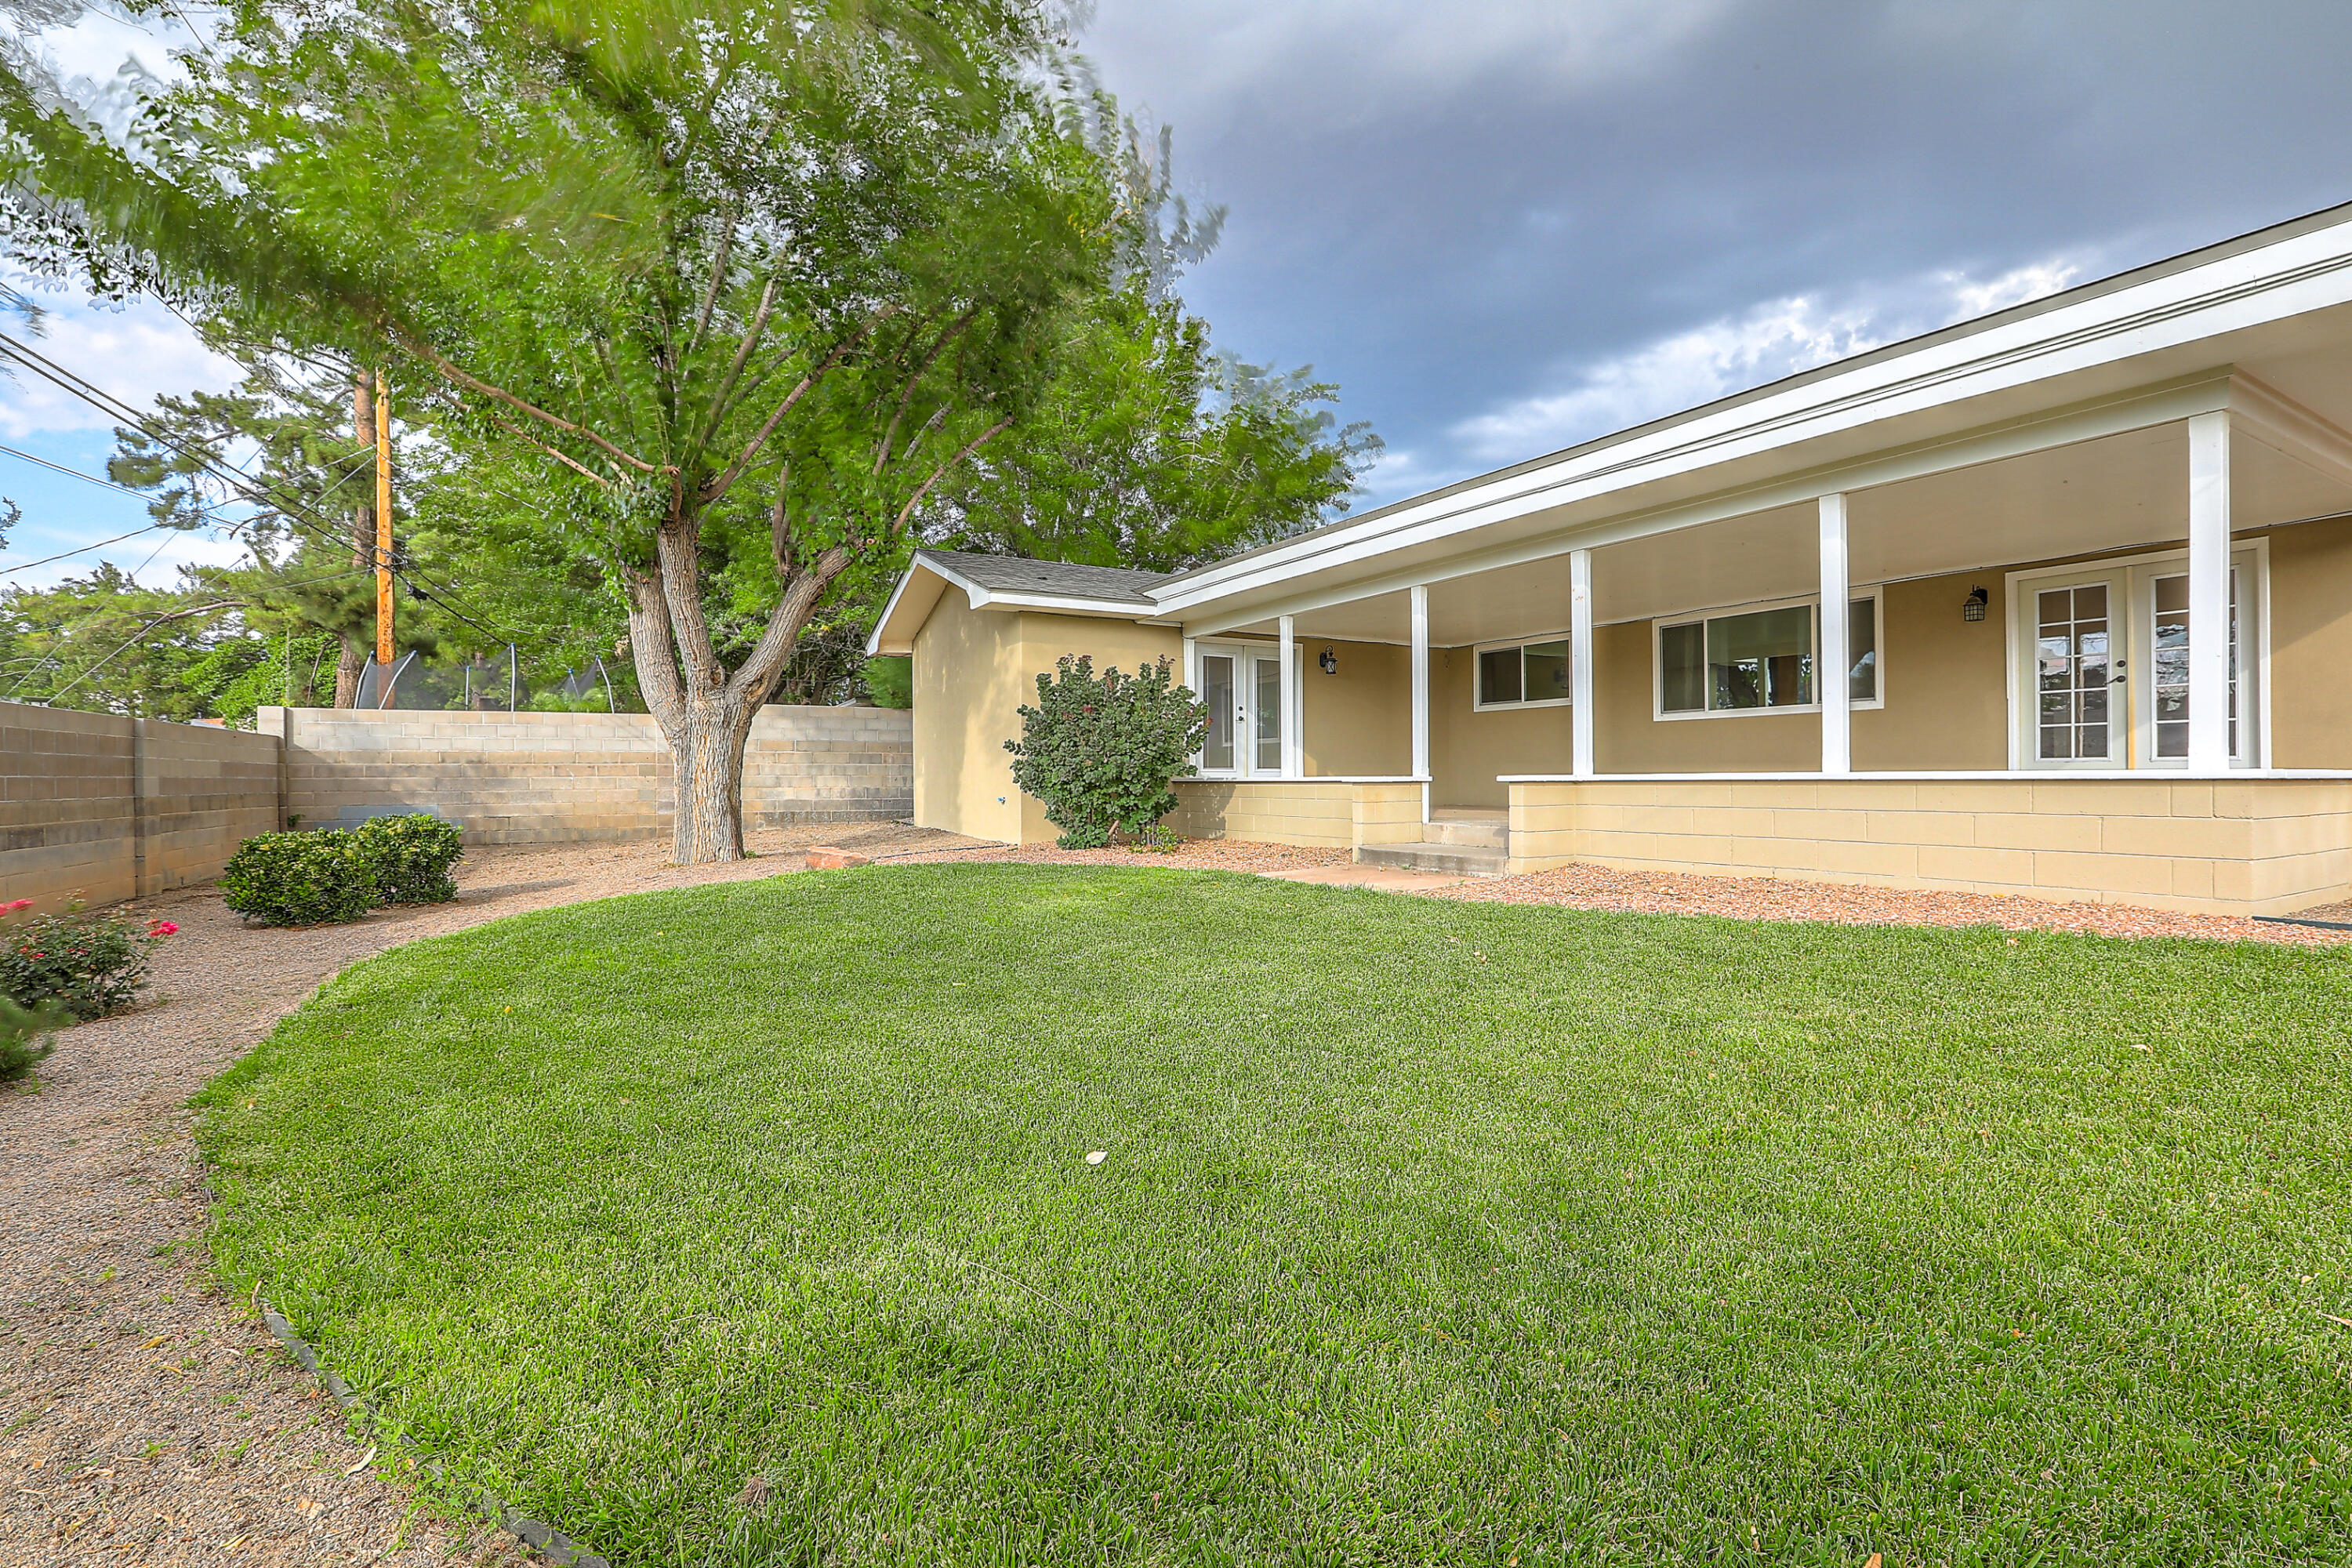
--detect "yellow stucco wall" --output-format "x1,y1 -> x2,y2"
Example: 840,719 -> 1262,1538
2264,514 -> 2352,768
911,591 -> 1026,843
1301,637 -> 1412,778
1427,647 -> 1575,808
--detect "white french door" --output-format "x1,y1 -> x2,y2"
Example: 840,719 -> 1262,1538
2024,570 -> 2126,768
1194,644 -> 1287,777
2134,555 -> 2253,768
2013,546 -> 2262,769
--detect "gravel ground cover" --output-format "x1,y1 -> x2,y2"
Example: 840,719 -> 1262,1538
1431,859 -> 2352,946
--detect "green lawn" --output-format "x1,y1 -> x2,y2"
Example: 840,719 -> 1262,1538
195,865 -> 2352,1566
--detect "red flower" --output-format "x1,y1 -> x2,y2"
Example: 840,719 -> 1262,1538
4,898 -> 31,913
148,921 -> 179,936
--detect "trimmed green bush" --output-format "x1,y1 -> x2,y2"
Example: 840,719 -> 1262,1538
220,829 -> 381,926
0,994 -> 70,1084
1004,655 -> 1207,848
354,814 -> 465,904
2,898 -> 178,1020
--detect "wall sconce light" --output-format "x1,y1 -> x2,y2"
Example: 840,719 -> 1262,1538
1318,647 -> 1338,674
1962,586 -> 1989,622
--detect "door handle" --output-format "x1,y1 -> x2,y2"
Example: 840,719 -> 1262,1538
2110,659 -> 2128,686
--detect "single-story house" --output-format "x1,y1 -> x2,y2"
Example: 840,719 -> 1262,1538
871,201 -> 2352,917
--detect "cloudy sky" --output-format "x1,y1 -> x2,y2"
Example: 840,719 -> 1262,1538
7,0 -> 2352,584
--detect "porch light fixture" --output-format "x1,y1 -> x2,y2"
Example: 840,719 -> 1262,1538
1319,647 -> 1338,674
1962,586 -> 1989,622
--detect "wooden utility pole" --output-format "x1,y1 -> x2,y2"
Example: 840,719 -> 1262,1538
374,369 -> 394,670
332,373 -> 376,707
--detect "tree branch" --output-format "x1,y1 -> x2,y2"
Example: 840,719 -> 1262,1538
894,415 -> 1013,534
487,414 -> 613,487
390,326 -> 659,475
621,564 -> 686,739
725,545 -> 851,710
691,273 -> 776,455
873,307 -> 979,475
699,319 -> 880,510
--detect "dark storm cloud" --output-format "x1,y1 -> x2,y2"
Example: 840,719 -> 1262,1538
1079,0 -> 2352,503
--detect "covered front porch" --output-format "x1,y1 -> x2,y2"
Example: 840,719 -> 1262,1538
1170,373 -> 2352,915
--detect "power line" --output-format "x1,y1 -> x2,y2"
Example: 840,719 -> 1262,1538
0,327 -> 532,641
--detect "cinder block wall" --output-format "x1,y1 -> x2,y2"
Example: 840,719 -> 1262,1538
1,701 -> 281,911
266,706 -> 912,845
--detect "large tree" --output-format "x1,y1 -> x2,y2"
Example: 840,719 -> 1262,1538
0,0 -> 1116,860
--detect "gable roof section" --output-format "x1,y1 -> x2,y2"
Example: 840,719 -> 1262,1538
916,550 -> 1171,604
866,550 -> 1174,655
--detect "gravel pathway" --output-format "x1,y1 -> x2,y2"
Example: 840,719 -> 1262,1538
6,825 -> 2335,1564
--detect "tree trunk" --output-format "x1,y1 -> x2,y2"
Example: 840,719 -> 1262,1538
622,521 -> 848,866
332,634 -> 368,707
668,692 -> 754,862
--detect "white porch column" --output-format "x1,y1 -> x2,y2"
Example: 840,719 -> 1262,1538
1817,492 -> 1851,775
1410,584 -> 1431,820
1569,547 -> 1595,778
1278,613 -> 1301,779
2187,410 -> 2232,772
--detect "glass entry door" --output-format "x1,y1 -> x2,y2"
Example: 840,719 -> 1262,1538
2028,572 -> 2125,767
1195,645 -> 1286,777
2136,561 -> 2249,767
2015,548 -> 2260,769
1200,652 -> 1236,772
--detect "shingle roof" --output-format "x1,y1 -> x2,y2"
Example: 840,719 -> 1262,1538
914,550 -> 1172,605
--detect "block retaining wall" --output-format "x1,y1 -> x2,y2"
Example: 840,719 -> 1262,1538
0,701 -> 913,909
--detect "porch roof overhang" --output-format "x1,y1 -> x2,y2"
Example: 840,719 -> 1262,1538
1150,200 -> 2352,643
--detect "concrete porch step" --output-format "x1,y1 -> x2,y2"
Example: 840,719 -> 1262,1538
1423,811 -> 1506,850
1358,840 -> 1509,878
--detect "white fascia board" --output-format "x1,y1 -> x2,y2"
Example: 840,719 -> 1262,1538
864,560 -> 935,656
1149,217 -> 2352,622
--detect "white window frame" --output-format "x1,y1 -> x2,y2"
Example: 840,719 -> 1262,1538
1472,629 -> 1575,712
2003,540 -> 2270,771
1651,589 -> 1886,722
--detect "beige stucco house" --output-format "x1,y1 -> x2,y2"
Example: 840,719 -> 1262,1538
873,203 -> 2352,917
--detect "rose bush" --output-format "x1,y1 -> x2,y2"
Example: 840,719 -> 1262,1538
2,898 -> 178,1022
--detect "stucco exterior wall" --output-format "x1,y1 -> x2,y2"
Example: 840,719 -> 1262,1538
2263,514 -> 2352,768
912,593 -> 1028,843
1430,647 -> 1577,808
1300,638 -> 1411,779
1015,613 -> 1183,844
1511,775 -> 2352,916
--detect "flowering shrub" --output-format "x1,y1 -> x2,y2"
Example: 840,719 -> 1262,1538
219,829 -> 380,925
1004,655 -> 1208,849
354,813 -> 465,904
1,898 -> 178,1022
